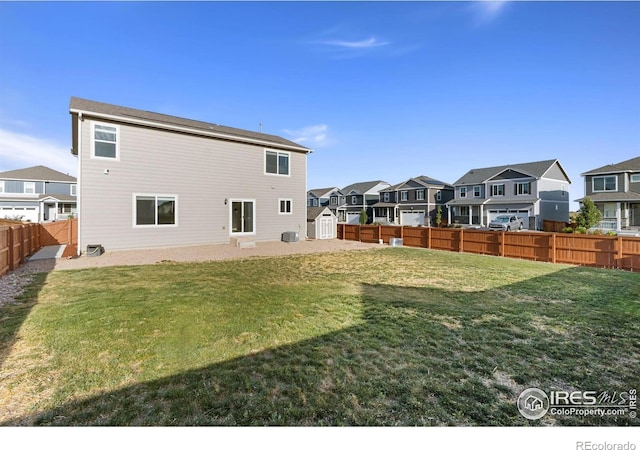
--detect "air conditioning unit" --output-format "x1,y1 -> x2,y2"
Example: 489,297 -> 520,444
86,244 -> 104,256
282,231 -> 299,243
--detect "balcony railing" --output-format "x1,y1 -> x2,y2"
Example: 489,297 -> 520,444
593,219 -> 617,231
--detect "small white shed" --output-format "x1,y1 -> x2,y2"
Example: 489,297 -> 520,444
307,207 -> 337,239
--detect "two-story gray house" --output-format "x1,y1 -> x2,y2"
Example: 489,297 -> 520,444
578,156 -> 640,233
447,159 -> 571,230
372,175 -> 454,226
307,187 -> 341,208
69,97 -> 311,252
0,165 -> 77,223
335,180 -> 390,224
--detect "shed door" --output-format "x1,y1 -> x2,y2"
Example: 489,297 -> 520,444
318,217 -> 334,239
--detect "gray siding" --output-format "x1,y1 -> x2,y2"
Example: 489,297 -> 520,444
78,119 -> 307,251
486,178 -> 536,202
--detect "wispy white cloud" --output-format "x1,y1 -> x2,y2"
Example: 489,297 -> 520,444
282,124 -> 330,148
0,128 -> 77,176
319,37 -> 389,49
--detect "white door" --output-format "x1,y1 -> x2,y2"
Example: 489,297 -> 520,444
318,217 -> 334,239
346,212 -> 360,224
400,211 -> 425,226
48,206 -> 57,221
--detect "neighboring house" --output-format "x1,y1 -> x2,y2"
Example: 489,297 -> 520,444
69,97 -> 311,252
335,180 -> 390,224
307,206 -> 337,240
578,156 -> 640,232
307,187 -> 341,208
372,175 -> 454,226
0,165 -> 77,223
446,159 -> 571,230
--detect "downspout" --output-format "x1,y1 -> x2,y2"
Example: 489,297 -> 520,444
77,112 -> 83,255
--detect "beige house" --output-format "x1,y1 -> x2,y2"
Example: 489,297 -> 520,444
70,97 -> 311,252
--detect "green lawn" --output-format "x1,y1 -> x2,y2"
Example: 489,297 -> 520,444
0,247 -> 638,425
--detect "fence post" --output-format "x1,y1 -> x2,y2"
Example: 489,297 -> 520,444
426,227 -> 431,249
459,228 -> 464,252
551,233 -> 557,264
8,227 -> 14,271
500,231 -> 505,257
616,236 -> 623,270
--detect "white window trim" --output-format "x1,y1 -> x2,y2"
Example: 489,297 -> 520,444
91,121 -> 120,161
278,198 -> 293,215
351,195 -> 358,204
515,182 -> 530,196
460,187 -> 467,198
401,190 -> 409,201
70,184 -> 77,196
473,186 -> 482,198
491,184 -> 505,196
630,174 -> 640,183
416,189 -> 425,201
436,190 -> 442,201
24,182 -> 36,194
383,192 -> 390,202
132,193 -> 178,228
229,198 -> 256,236
264,149 -> 291,177
330,196 -> 337,205
592,175 -> 617,192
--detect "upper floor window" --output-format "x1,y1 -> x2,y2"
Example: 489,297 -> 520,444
592,176 -> 617,192
460,187 -> 467,198
400,191 -> 408,201
24,182 -> 35,194
93,122 -> 119,159
473,186 -> 482,198
416,190 -> 425,201
351,195 -> 358,204
71,184 -> 77,196
436,190 -> 442,201
515,182 -> 530,195
265,150 -> 289,176
330,196 -> 337,205
491,184 -> 505,196
561,184 -> 566,196
383,192 -> 390,202
631,174 -> 640,183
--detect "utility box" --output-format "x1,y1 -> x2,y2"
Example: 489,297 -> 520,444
281,231 -> 299,243
86,244 -> 104,256
389,238 -> 403,247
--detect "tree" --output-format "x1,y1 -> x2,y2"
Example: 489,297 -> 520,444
576,197 -> 602,230
359,209 -> 368,225
435,206 -> 442,228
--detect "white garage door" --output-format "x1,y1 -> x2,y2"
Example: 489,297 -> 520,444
401,211 -> 425,226
487,210 -> 529,229
318,217 -> 335,239
346,212 -> 361,224
1,206 -> 39,223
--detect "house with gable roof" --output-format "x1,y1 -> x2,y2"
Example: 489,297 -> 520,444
446,159 -> 571,230
578,156 -> 640,233
334,180 -> 390,224
69,97 -> 311,252
0,165 -> 77,223
372,175 -> 454,226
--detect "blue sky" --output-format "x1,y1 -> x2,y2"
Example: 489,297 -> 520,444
1,1 -> 638,208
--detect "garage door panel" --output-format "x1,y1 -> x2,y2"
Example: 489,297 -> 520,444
401,211 -> 425,226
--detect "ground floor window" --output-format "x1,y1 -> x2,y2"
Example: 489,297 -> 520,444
231,199 -> 255,234
279,199 -> 292,215
135,195 -> 177,226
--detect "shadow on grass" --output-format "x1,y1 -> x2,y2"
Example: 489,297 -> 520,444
3,265 -> 639,426
0,260 -> 56,370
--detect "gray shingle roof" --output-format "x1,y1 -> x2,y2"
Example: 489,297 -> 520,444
69,97 -> 310,153
453,159 -> 564,185
0,165 -> 76,182
384,175 -> 453,191
307,206 -> 334,221
581,156 -> 640,175
576,192 -> 640,203
342,180 -> 388,195
308,187 -> 339,198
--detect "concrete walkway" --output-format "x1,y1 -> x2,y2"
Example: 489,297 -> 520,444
28,244 -> 67,261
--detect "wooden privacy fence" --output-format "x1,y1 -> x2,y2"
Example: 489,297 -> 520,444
338,224 -> 640,271
0,219 -> 78,277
